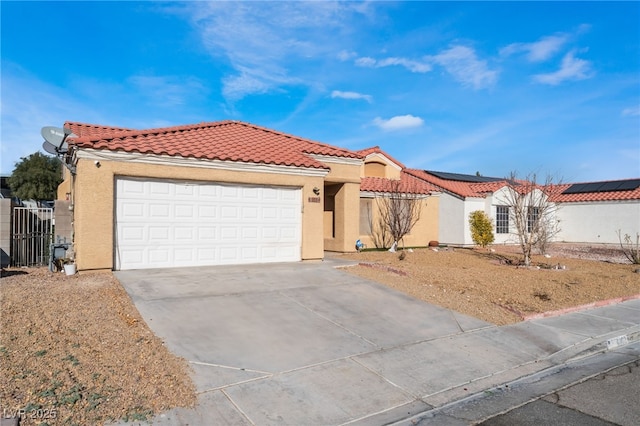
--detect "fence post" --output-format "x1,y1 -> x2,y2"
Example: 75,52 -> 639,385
0,199 -> 11,267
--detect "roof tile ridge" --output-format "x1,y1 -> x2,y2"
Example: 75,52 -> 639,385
70,120 -> 235,143
231,120 -> 362,158
356,146 -> 382,155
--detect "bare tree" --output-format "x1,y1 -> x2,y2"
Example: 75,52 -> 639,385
616,230 -> 640,264
374,179 -> 425,249
498,172 -> 561,266
364,201 -> 393,249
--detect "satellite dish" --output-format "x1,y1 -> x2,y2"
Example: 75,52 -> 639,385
41,125 -> 76,154
41,126 -> 66,146
42,141 -> 58,155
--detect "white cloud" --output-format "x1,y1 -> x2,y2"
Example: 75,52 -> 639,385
533,50 -> 594,85
331,90 -> 372,103
429,46 -> 498,89
128,74 -> 206,107
373,115 -> 424,131
355,56 -> 377,67
500,34 -> 569,62
622,106 -> 640,117
182,2 -> 365,101
337,50 -> 357,61
355,56 -> 431,73
222,73 -> 272,100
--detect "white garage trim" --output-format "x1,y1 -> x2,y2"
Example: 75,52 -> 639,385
115,177 -> 302,270
78,149 -> 329,177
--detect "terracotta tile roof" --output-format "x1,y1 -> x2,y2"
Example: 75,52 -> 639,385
357,146 -> 406,169
405,169 -> 510,198
550,181 -> 640,202
360,172 -> 438,195
407,169 -> 640,202
65,122 -> 134,139
65,120 -> 362,170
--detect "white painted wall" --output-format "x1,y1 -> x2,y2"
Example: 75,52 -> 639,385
556,200 -> 640,244
439,194 -> 485,246
438,194 -> 466,245
438,186 -> 639,247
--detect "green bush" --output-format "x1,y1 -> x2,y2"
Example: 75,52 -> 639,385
469,210 -> 495,248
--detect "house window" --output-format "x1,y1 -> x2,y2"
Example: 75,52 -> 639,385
364,162 -> 386,178
496,206 -> 509,234
359,199 -> 373,235
527,207 -> 540,233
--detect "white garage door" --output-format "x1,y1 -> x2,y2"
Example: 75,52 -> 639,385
115,178 -> 302,270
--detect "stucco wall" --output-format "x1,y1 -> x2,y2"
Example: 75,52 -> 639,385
324,182 -> 361,252
438,194 -> 466,245
71,157 -> 326,270
358,195 -> 439,249
556,200 -> 640,244
360,153 -> 402,180
323,159 -> 362,253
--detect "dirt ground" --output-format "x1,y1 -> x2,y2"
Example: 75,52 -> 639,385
1,244 -> 638,424
337,244 -> 640,325
0,268 -> 196,425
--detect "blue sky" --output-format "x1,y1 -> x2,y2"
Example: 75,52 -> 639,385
2,1 -> 639,182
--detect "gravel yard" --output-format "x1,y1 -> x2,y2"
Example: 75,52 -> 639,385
0,268 -> 195,425
337,244 -> 640,325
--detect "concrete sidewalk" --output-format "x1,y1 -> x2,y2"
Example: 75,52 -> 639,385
115,259 -> 640,426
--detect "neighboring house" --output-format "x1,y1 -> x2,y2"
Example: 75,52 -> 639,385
405,169 -> 513,246
551,179 -> 640,245
59,120 -> 364,271
357,147 -> 440,248
405,170 -> 640,247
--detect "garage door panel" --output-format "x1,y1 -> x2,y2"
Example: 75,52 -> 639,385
243,187 -> 259,199
281,206 -> 297,220
121,225 -> 145,242
198,227 -> 216,240
262,227 -> 278,239
149,226 -> 170,242
280,227 -> 298,239
149,203 -> 170,218
116,178 -> 301,270
149,248 -> 170,263
121,179 -> 145,196
149,181 -> 171,196
175,184 -> 195,197
262,207 -> 277,219
198,205 -> 217,218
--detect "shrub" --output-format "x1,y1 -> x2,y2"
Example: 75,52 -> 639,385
469,210 -> 495,248
617,230 -> 640,264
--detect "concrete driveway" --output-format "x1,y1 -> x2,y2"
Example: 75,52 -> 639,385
115,258 -> 640,425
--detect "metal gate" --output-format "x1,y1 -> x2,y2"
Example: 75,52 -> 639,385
11,207 -> 54,267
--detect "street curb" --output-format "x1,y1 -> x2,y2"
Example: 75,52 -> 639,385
387,340 -> 640,425
524,293 -> 640,320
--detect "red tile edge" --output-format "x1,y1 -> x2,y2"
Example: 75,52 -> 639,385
524,293 -> 640,321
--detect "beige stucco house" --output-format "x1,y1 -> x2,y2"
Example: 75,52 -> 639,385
57,121 -> 440,271
357,147 -> 440,249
